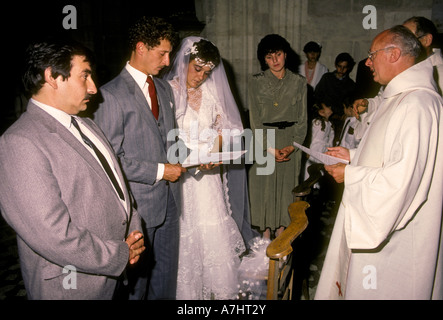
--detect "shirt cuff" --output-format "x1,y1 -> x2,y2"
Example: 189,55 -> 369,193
156,163 -> 165,182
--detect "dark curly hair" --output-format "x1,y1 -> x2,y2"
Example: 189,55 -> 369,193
128,16 -> 179,51
312,103 -> 333,132
22,39 -> 95,97
190,39 -> 221,68
334,52 -> 356,73
257,34 -> 291,71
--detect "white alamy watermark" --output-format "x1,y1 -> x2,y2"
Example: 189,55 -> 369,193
62,5 -> 77,30
362,5 -> 377,30
362,265 -> 377,290
62,265 -> 77,290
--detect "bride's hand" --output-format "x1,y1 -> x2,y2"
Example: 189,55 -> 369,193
198,162 -> 221,171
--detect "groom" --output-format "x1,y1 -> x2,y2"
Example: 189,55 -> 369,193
93,16 -> 185,300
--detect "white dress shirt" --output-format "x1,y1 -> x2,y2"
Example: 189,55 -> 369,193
125,62 -> 165,181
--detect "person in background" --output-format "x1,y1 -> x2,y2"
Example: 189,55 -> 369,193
315,52 -> 356,144
93,16 -> 184,300
299,41 -> 328,90
303,102 -> 334,188
404,16 -> 442,94
336,98 -> 361,150
0,39 -> 144,299
248,34 -> 307,240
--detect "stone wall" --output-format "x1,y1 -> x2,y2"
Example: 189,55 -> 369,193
195,0 -> 442,112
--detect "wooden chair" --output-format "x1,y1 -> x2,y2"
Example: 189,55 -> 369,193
265,201 -> 309,300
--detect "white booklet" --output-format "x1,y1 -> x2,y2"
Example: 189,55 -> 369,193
182,150 -> 247,168
293,141 -> 349,165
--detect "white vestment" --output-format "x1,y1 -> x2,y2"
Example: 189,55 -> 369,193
315,58 -> 443,300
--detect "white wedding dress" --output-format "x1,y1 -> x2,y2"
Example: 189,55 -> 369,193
170,80 -> 246,300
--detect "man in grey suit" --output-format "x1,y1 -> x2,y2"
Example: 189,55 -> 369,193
0,40 -> 145,299
94,17 -> 185,300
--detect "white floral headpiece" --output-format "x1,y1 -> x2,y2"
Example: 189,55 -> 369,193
185,44 -> 216,70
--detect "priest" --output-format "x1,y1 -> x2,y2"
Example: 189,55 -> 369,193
315,25 -> 443,299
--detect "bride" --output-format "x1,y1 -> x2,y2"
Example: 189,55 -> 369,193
164,37 -> 246,299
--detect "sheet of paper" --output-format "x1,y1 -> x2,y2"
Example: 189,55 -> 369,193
293,142 -> 349,165
182,150 -> 247,168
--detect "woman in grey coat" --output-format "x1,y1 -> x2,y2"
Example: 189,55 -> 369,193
248,34 -> 308,239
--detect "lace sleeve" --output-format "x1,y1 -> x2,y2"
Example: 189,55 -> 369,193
213,100 -> 227,134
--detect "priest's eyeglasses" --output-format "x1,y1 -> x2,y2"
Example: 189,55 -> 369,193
367,46 -> 397,61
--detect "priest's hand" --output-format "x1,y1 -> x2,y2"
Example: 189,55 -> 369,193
353,98 -> 368,120
125,230 -> 145,265
325,146 -> 350,162
324,163 -> 346,183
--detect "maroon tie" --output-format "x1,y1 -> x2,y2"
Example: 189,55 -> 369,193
146,76 -> 159,120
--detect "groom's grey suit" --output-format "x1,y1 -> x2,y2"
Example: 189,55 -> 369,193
94,68 -> 181,299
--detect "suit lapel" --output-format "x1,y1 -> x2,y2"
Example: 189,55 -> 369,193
120,69 -> 164,142
154,77 -> 177,148
27,104 -> 129,216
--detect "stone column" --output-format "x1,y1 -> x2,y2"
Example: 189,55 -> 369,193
195,0 -> 308,113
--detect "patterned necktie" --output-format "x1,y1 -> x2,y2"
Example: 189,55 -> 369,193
146,76 -> 159,120
71,117 -> 125,201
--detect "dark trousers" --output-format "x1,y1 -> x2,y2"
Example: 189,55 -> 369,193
117,190 -> 179,300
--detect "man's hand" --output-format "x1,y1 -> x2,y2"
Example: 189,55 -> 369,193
125,230 -> 145,265
353,98 -> 368,120
324,163 -> 346,183
163,163 -> 186,182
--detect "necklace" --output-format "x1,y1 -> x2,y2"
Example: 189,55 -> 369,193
270,73 -> 286,108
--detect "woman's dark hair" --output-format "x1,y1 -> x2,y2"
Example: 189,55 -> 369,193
312,103 -> 332,132
22,39 -> 95,96
190,39 -> 221,68
257,34 -> 291,71
335,52 -> 356,73
303,41 -> 322,53
128,16 -> 179,51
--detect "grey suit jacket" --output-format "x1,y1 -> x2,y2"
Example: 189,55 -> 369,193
94,69 -> 181,227
0,102 -> 142,299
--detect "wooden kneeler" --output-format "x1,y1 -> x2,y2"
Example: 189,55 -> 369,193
266,201 -> 309,300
